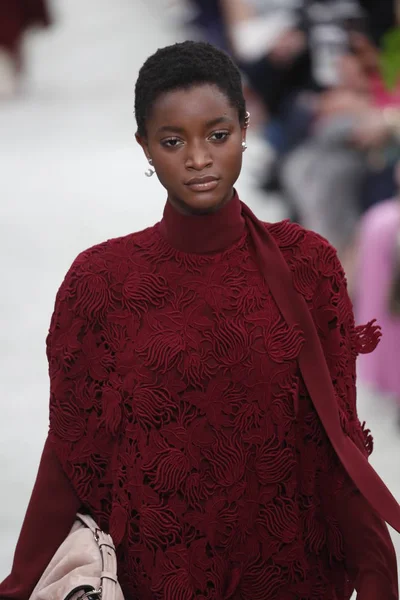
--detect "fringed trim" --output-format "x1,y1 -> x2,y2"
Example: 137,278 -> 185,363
354,319 -> 382,355
361,421 -> 374,457
344,418 -> 374,458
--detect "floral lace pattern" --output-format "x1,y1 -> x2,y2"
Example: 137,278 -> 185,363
47,219 -> 374,600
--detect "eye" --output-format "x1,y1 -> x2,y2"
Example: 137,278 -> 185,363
161,137 -> 183,148
209,131 -> 230,142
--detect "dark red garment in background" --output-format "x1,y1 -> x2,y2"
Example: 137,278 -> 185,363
0,0 -> 50,55
0,193 -> 398,599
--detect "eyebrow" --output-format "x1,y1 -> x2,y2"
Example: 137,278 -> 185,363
156,116 -> 234,135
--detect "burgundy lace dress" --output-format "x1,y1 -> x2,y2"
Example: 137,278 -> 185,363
0,193 -> 397,599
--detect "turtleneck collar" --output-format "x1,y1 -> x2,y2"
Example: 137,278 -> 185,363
159,190 -> 246,254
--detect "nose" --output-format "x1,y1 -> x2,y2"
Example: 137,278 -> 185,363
185,140 -> 213,171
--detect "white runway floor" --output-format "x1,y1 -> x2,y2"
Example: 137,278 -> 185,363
0,0 -> 399,585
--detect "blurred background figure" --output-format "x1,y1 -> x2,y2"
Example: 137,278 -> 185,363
0,0 -> 51,99
355,161 -> 400,423
183,0 -> 400,279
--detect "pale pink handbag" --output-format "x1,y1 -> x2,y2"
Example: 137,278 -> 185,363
29,513 -> 125,600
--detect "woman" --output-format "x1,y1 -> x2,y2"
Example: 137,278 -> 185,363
0,41 -> 398,600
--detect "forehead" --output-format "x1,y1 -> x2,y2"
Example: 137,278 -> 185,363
148,84 -> 237,127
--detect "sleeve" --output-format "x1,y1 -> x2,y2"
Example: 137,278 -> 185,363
0,251 -> 121,600
312,242 -> 398,599
46,257 -> 121,539
0,437 -> 80,600
334,488 -> 398,600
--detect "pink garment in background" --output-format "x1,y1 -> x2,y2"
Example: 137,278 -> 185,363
356,199 -> 400,403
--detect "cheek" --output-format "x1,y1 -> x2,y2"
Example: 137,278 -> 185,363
220,146 -> 243,175
154,168 -> 175,191
153,154 -> 182,186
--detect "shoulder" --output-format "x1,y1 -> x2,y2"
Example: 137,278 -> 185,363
265,219 -> 344,296
266,218 -> 336,259
60,224 -> 158,288
265,220 -> 380,359
51,224 -> 159,321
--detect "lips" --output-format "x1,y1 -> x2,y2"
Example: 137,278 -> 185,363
185,175 -> 220,193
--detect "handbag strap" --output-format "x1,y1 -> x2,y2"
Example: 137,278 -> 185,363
76,513 -> 101,534
242,203 -> 400,532
76,513 -> 118,600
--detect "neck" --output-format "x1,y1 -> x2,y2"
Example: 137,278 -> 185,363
167,189 -> 235,217
159,189 -> 246,254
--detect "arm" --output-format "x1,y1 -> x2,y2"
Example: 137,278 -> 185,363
0,248 -> 117,599
314,244 -> 398,599
335,487 -> 398,600
0,437 -> 80,599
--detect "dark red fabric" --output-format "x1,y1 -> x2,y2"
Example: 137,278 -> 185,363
334,489 -> 398,599
242,203 -> 400,533
0,0 -> 50,53
0,192 -> 397,599
0,438 -> 80,599
0,444 -> 397,600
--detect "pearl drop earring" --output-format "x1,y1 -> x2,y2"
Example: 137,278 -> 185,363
242,111 -> 250,151
145,159 -> 155,178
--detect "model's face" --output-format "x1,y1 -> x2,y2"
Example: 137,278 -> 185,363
136,84 -> 246,215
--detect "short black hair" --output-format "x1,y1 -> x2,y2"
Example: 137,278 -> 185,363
135,40 -> 246,137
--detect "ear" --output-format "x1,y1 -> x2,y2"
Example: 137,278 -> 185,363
240,125 -> 248,151
135,133 -> 151,162
241,124 -> 247,144
241,111 -> 250,144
